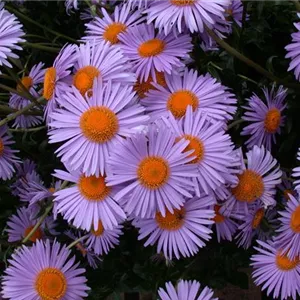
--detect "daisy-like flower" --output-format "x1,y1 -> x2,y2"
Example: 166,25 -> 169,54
119,23 -> 192,82
49,79 -> 148,176
251,239 -> 300,300
212,204 -> 238,242
142,68 -> 237,123
241,86 -> 287,151
275,194 -> 300,259
225,0 -> 246,28
106,124 -> 199,219
0,125 -> 19,180
9,63 -> 45,128
43,44 -> 78,123
286,14 -> 300,80
278,171 -> 297,203
158,280 -> 218,300
292,149 -> 300,191
6,206 -> 57,243
2,239 -> 90,299
0,6 -> 25,72
53,167 -> 126,231
146,0 -> 229,35
72,41 -> 135,96
65,0 -> 79,13
82,3 -> 144,45
85,220 -> 123,255
163,107 -> 238,196
134,196 -> 214,260
127,0 -> 150,9
221,146 -> 282,216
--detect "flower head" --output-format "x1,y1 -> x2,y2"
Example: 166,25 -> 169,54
292,149 -> 300,192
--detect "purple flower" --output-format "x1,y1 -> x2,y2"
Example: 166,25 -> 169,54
241,86 -> 287,151
292,149 -> 300,192
106,124 -> 199,219
158,280 -> 218,300
146,0 -> 230,35
278,171 -> 297,204
226,0 -> 246,28
2,239 -> 90,299
0,125 -> 19,180
128,0 -> 151,9
251,239 -> 300,300
119,23 -> 192,82
49,79 -> 148,176
134,196 -> 214,260
53,168 -> 126,231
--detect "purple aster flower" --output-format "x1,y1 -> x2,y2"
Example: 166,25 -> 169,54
0,6 -> 25,72
212,204 -> 238,242
119,23 -> 192,82
65,0 -> 79,14
158,280 -> 218,300
162,107 -> 238,196
2,239 -> 90,299
106,123 -> 199,219
85,220 -> 123,255
221,146 -> 282,216
134,196 -> 214,260
43,44 -> 78,123
127,0 -> 151,9
146,0 -> 230,35
72,41 -> 135,96
275,194 -> 300,260
49,79 -> 148,176
251,239 -> 300,300
82,3 -> 144,45
142,68 -> 237,123
9,63 -> 45,128
53,167 -> 126,231
0,125 -> 19,180
286,14 -> 300,80
241,86 -> 287,151
6,206 -> 57,243
225,0 -> 247,28
279,171 -> 297,203
292,149 -> 300,192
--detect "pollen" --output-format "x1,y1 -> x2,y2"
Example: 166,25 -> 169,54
213,205 -> 225,223
35,267 -> 67,300
177,134 -> 204,164
24,226 -> 43,242
264,108 -> 281,133
78,175 -> 111,201
103,22 -> 127,44
137,156 -> 170,189
0,138 -> 4,156
155,208 -> 185,230
43,67 -> 56,101
80,106 -> 119,143
134,71 -> 166,99
232,170 -> 264,203
167,90 -> 199,118
17,76 -> 33,92
91,221 -> 104,236
276,252 -> 300,271
171,0 -> 195,6
138,38 -> 165,57
252,208 -> 264,229
73,66 -> 100,96
290,205 -> 300,233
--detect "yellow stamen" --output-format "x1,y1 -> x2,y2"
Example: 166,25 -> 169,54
138,39 -> 165,57
43,67 -> 56,101
73,66 -> 100,96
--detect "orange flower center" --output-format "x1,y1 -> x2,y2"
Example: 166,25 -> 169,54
177,134 -> 204,164
76,243 -> 87,256
80,106 -> 119,143
134,71 -> 166,99
138,38 -> 165,57
137,156 -> 170,189
290,205 -> 300,233
17,76 -> 33,92
264,108 -> 281,133
48,187 -> 55,194
73,66 -> 100,96
232,170 -> 264,203
213,205 -> 225,223
226,8 -> 233,16
283,189 -> 293,201
35,267 -> 67,300
24,226 -> 43,243
91,221 -> 105,236
78,175 -> 111,201
171,0 -> 195,6
103,22 -> 127,44
155,208 -> 185,230
276,253 -> 300,271
252,208 -> 264,229
43,67 -> 57,101
167,90 -> 199,118
0,138 -> 4,156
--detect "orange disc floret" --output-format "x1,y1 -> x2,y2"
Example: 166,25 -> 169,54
276,252 -> 300,271
17,76 -> 33,92
0,138 -> 4,156
171,0 -> 195,6
290,205 -> 300,233
177,134 -> 204,164
91,221 -> 105,236
103,22 -> 127,44
283,189 -> 293,201
252,208 -> 264,229
264,108 -> 281,133
155,208 -> 185,230
138,38 -> 165,57
43,67 -> 57,101
24,226 -> 43,242
213,205 -> 225,223
73,66 -> 100,96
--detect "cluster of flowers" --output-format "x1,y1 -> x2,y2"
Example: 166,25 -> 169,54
0,0 -> 300,299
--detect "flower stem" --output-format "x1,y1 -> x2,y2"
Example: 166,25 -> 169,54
0,105 -> 42,116
291,0 -> 300,11
22,42 -> 60,53
9,125 -> 46,133
0,83 -> 35,101
227,119 -> 245,130
67,235 -> 89,249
